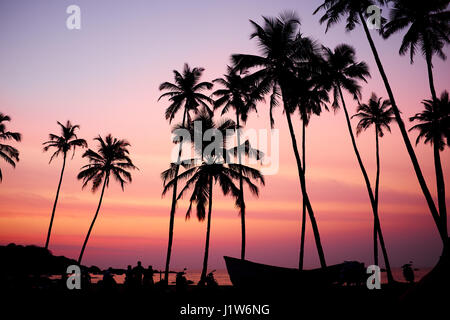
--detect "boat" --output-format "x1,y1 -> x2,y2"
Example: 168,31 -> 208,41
224,256 -> 364,288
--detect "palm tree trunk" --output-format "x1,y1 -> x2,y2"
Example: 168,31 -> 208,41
434,137 -> 447,236
45,153 -> 67,249
358,11 -> 446,243
425,47 -> 438,102
236,112 -> 246,260
374,128 -> 380,266
200,175 -> 213,284
426,51 -> 447,235
299,121 -> 307,270
164,108 -> 188,282
78,175 -> 108,265
338,86 -> 394,282
285,110 -> 326,269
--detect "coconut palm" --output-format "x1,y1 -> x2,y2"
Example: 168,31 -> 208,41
42,121 -> 87,249
178,160 -> 263,284
298,83 -> 329,271
382,0 -> 449,103
285,71 -> 330,270
352,93 -> 394,266
383,0 -> 449,225
212,66 -> 264,260
232,12 -> 327,268
0,113 -> 21,182
158,64 -> 214,282
163,110 -> 264,284
410,91 -> 450,236
322,44 -> 394,282
314,0 -> 446,245
77,134 -> 137,264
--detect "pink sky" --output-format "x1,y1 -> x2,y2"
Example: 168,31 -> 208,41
0,0 -> 449,271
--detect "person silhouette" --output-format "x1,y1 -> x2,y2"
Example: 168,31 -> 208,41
133,261 -> 145,287
143,265 -> 154,289
402,261 -> 415,283
102,267 -> 116,289
125,265 -> 133,288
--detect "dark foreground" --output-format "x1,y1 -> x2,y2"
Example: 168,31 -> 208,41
2,281 -> 446,319
1,243 -> 448,318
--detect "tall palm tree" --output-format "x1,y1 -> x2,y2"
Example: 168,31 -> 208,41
322,44 -> 394,282
382,0 -> 449,225
352,93 -> 394,266
0,113 -> 21,182
163,110 -> 264,284
299,84 -> 329,271
212,66 -> 264,260
409,91 -> 450,236
286,71 -> 330,270
232,12 -> 327,268
158,64 -> 214,282
314,0 -> 446,246
77,134 -> 137,264
42,121 -> 87,249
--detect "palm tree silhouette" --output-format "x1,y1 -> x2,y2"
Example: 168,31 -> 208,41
232,12 -> 327,268
314,0 -> 446,245
383,0 -> 449,226
163,110 -> 264,284
0,113 -> 21,182
42,121 -> 87,249
212,66 -> 264,260
159,64 -> 213,282
352,93 -> 394,266
77,134 -> 137,264
321,44 -> 394,282
283,67 -> 330,270
409,91 -> 450,237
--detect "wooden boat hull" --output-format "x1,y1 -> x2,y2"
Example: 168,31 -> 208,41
224,256 -> 363,288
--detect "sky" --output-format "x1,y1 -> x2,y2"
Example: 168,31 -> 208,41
0,0 -> 449,272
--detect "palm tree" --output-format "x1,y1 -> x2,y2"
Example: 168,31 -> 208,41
285,71 -> 330,270
0,113 -> 21,182
322,44 -> 394,282
42,121 -> 87,249
382,0 -> 449,225
77,134 -> 137,264
158,64 -> 214,282
298,83 -> 329,271
212,66 -> 264,260
232,12 -> 327,268
409,91 -> 450,237
314,0 -> 446,246
352,93 -> 394,266
163,110 -> 264,284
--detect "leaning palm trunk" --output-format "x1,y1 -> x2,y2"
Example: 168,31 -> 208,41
433,136 -> 447,236
285,109 -> 326,269
338,86 -> 393,282
235,113 -> 247,260
299,122 -> 307,270
425,49 -> 438,102
164,109 -> 188,282
374,127 -> 381,266
425,50 -> 447,236
45,153 -> 67,249
358,12 -> 446,243
200,175 -> 214,283
78,175 -> 108,264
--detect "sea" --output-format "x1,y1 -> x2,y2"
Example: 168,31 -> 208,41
59,267 -> 431,286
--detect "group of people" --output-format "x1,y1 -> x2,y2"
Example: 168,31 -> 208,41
124,261 -> 155,289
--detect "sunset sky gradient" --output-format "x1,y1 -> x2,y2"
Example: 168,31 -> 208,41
0,0 -> 449,271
